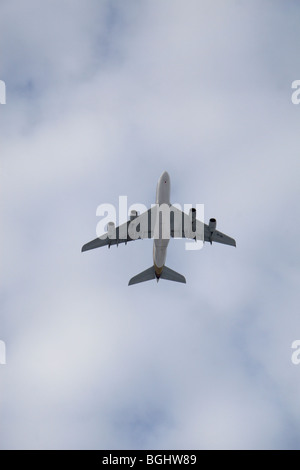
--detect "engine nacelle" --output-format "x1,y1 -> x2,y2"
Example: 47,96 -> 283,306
209,218 -> 217,233
107,221 -> 116,239
189,208 -> 197,233
130,210 -> 139,221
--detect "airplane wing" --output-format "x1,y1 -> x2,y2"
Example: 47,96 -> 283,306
82,208 -> 153,252
169,205 -> 236,247
203,223 -> 236,247
82,204 -> 236,252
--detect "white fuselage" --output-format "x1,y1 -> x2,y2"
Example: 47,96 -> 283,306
153,171 -> 170,277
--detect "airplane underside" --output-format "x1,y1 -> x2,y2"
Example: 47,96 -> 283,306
82,171 -> 236,285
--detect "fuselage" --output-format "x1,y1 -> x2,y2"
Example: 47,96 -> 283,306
153,171 -> 170,278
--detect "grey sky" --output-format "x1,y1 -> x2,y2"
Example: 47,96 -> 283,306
0,0 -> 300,449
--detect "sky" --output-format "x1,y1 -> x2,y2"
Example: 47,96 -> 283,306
0,0 -> 300,450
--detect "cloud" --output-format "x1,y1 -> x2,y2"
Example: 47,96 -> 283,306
0,0 -> 300,449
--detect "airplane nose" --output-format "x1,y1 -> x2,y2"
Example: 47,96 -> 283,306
161,171 -> 169,182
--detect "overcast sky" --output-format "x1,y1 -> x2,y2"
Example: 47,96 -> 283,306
1,0 -> 300,450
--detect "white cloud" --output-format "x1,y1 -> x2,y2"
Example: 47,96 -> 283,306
0,0 -> 300,450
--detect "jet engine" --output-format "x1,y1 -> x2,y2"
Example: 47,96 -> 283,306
209,218 -> 217,233
130,210 -> 139,221
189,208 -> 197,233
107,221 -> 116,239
208,218 -> 216,244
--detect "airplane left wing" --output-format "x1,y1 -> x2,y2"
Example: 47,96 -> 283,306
82,208 -> 153,252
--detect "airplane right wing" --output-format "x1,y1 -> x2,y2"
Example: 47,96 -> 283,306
203,224 -> 236,247
169,205 -> 236,247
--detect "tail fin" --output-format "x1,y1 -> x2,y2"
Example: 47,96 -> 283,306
128,266 -> 156,286
128,265 -> 186,286
160,266 -> 186,284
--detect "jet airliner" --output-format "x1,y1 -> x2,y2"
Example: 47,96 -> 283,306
82,171 -> 236,285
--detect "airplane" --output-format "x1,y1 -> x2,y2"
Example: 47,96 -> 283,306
82,171 -> 236,285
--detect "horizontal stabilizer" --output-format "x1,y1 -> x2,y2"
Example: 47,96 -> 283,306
160,266 -> 186,284
128,266 -> 156,286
